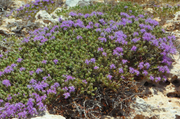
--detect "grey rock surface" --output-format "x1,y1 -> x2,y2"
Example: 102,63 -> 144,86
65,0 -> 91,7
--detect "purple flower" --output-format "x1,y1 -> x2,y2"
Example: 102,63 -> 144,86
94,66 -> 99,69
77,35 -> 82,40
82,80 -> 87,84
69,12 -> 77,17
145,18 -> 159,26
86,25 -> 93,29
84,13 -> 90,18
18,111 -> 27,118
45,33 -> 52,37
110,64 -> 116,69
121,76 -> 125,79
138,14 -> 144,18
107,74 -> 113,80
0,54 -> 3,58
20,67 -> 26,71
36,68 -> 43,74
143,32 -> 155,41
11,63 -> 17,68
124,6 -> 128,8
51,36 -> 55,40
90,58 -> 96,63
109,35 -> 114,40
37,101 -> 46,111
164,66 -> 170,73
115,47 -> 123,52
142,70 -> 148,76
162,75 -> 167,82
2,79 -> 11,87
95,28 -> 101,32
151,39 -> 159,46
3,66 -> 14,74
99,19 -> 106,25
98,47 -> 103,52
62,86 -> 68,91
29,71 -> 34,75
98,37 -> 107,42
90,11 -> 97,16
104,28 -> 111,33
102,52 -> 107,56
113,50 -> 120,56
133,32 -> 139,37
132,38 -> 140,43
63,92 -> 70,99
119,68 -> 123,73
85,59 -> 90,65
138,62 -> 144,69
78,13 -> 83,16
97,12 -> 104,16
43,76 -> 48,80
131,46 -> 137,51
7,95 -> 12,101
47,89 -> 56,95
112,25 -> 118,30
140,29 -> 146,33
144,62 -> 150,69
17,58 -> 23,63
41,38 -> 48,43
149,75 -> 154,81
129,67 -> 135,74
30,79 -> 37,84
122,59 -> 128,64
120,12 -> 130,18
0,99 -> 3,103
53,82 -> 60,88
155,77 -> 161,82
65,75 -> 75,82
69,86 -> 75,93
135,70 -> 140,76
94,23 -> 100,27
0,71 -> 4,76
53,59 -> 58,64
42,60 -> 47,64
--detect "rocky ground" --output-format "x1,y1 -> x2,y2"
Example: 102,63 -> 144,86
0,0 -> 180,119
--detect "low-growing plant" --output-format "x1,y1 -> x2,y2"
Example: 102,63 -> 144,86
0,1 -> 178,119
7,0 -> 59,21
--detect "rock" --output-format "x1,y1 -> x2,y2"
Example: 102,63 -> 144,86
128,83 -> 180,119
10,0 -> 26,10
162,22 -> 175,31
174,11 -> 180,21
164,11 -> 180,31
77,0 -> 91,7
101,115 -> 115,119
0,26 -> 15,36
153,17 -> 161,22
35,10 -> 62,25
144,8 -> 154,14
35,10 -> 54,20
66,0 -> 91,7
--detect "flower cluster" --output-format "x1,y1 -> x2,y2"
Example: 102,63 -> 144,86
0,1 -> 178,118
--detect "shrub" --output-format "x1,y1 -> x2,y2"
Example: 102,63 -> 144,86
0,1 -> 178,118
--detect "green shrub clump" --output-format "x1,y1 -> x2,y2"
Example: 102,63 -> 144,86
0,1 -> 177,119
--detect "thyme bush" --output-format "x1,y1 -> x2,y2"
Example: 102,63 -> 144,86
0,0 -> 178,118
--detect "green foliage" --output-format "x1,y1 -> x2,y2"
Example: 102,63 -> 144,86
0,0 -> 178,118
56,1 -> 145,19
